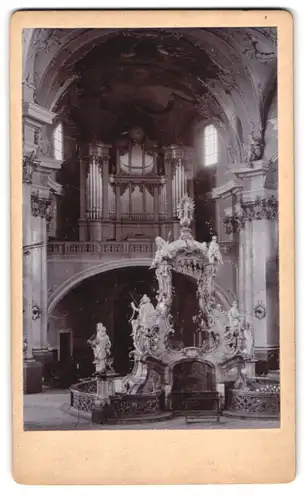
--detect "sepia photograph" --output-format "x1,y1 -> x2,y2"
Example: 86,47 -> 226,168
21,25 -> 280,432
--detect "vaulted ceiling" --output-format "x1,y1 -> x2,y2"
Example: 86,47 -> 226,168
23,27 -> 277,149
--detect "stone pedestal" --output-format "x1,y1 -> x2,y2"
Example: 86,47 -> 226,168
91,372 -> 118,424
23,359 -> 43,394
245,359 -> 257,378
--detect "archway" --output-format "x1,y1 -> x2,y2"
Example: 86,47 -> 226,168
48,258 -> 153,314
48,266 -> 157,377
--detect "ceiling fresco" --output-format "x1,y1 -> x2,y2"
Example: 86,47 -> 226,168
24,27 -> 277,148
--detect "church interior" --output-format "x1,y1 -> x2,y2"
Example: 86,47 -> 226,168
22,27 -> 279,429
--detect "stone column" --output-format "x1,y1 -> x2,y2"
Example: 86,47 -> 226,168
238,227 -> 245,313
23,101 -> 62,393
232,161 -> 279,373
22,156 -> 37,361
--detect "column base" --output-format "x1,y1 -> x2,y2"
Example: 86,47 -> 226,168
23,358 -> 43,394
32,348 -> 54,364
254,347 -> 279,375
32,348 -> 56,386
91,400 -> 111,424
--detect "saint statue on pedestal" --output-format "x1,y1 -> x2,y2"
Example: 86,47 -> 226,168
88,322 -> 113,373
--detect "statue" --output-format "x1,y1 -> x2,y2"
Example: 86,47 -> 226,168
245,129 -> 264,163
155,260 -> 172,301
177,195 -> 195,227
242,323 -> 254,359
152,236 -> 169,267
228,300 -> 241,330
129,294 -> 156,354
88,323 -> 113,374
208,235 -> 223,265
156,293 -> 169,316
234,367 -> 249,390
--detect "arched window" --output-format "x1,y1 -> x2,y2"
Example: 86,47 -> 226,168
204,124 -> 218,166
53,122 -> 63,161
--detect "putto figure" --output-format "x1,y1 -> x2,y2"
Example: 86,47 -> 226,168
88,322 -> 113,373
208,235 -> 223,265
242,322 -> 254,359
228,300 -> 241,330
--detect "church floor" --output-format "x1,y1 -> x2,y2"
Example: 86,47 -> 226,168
23,388 -> 280,431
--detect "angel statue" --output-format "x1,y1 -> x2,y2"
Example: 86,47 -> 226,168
87,322 -> 113,373
151,233 -> 172,268
208,235 -> 223,265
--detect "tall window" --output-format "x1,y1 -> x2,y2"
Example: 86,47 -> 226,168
53,122 -> 63,161
204,124 -> 218,166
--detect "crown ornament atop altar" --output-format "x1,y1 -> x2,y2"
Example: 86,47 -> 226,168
177,194 -> 195,229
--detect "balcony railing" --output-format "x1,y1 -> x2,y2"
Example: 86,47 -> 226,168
47,240 -> 237,258
47,240 -> 156,256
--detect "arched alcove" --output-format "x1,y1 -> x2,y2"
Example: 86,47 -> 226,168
48,266 -> 158,377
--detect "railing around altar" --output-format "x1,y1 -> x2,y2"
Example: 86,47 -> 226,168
47,240 -> 157,256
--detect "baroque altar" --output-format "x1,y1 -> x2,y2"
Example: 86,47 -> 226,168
70,195 -> 280,422
121,195 -> 256,403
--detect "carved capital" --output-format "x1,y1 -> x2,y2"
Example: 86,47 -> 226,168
223,195 -> 278,233
23,152 -> 40,184
31,192 -> 52,219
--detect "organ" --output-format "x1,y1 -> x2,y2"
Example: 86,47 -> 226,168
78,127 -> 195,242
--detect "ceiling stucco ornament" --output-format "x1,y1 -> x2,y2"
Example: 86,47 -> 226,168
30,29 -> 63,53
238,31 -> 276,64
254,28 -> 277,47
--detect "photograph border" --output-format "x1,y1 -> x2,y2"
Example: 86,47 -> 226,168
11,9 -> 294,484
